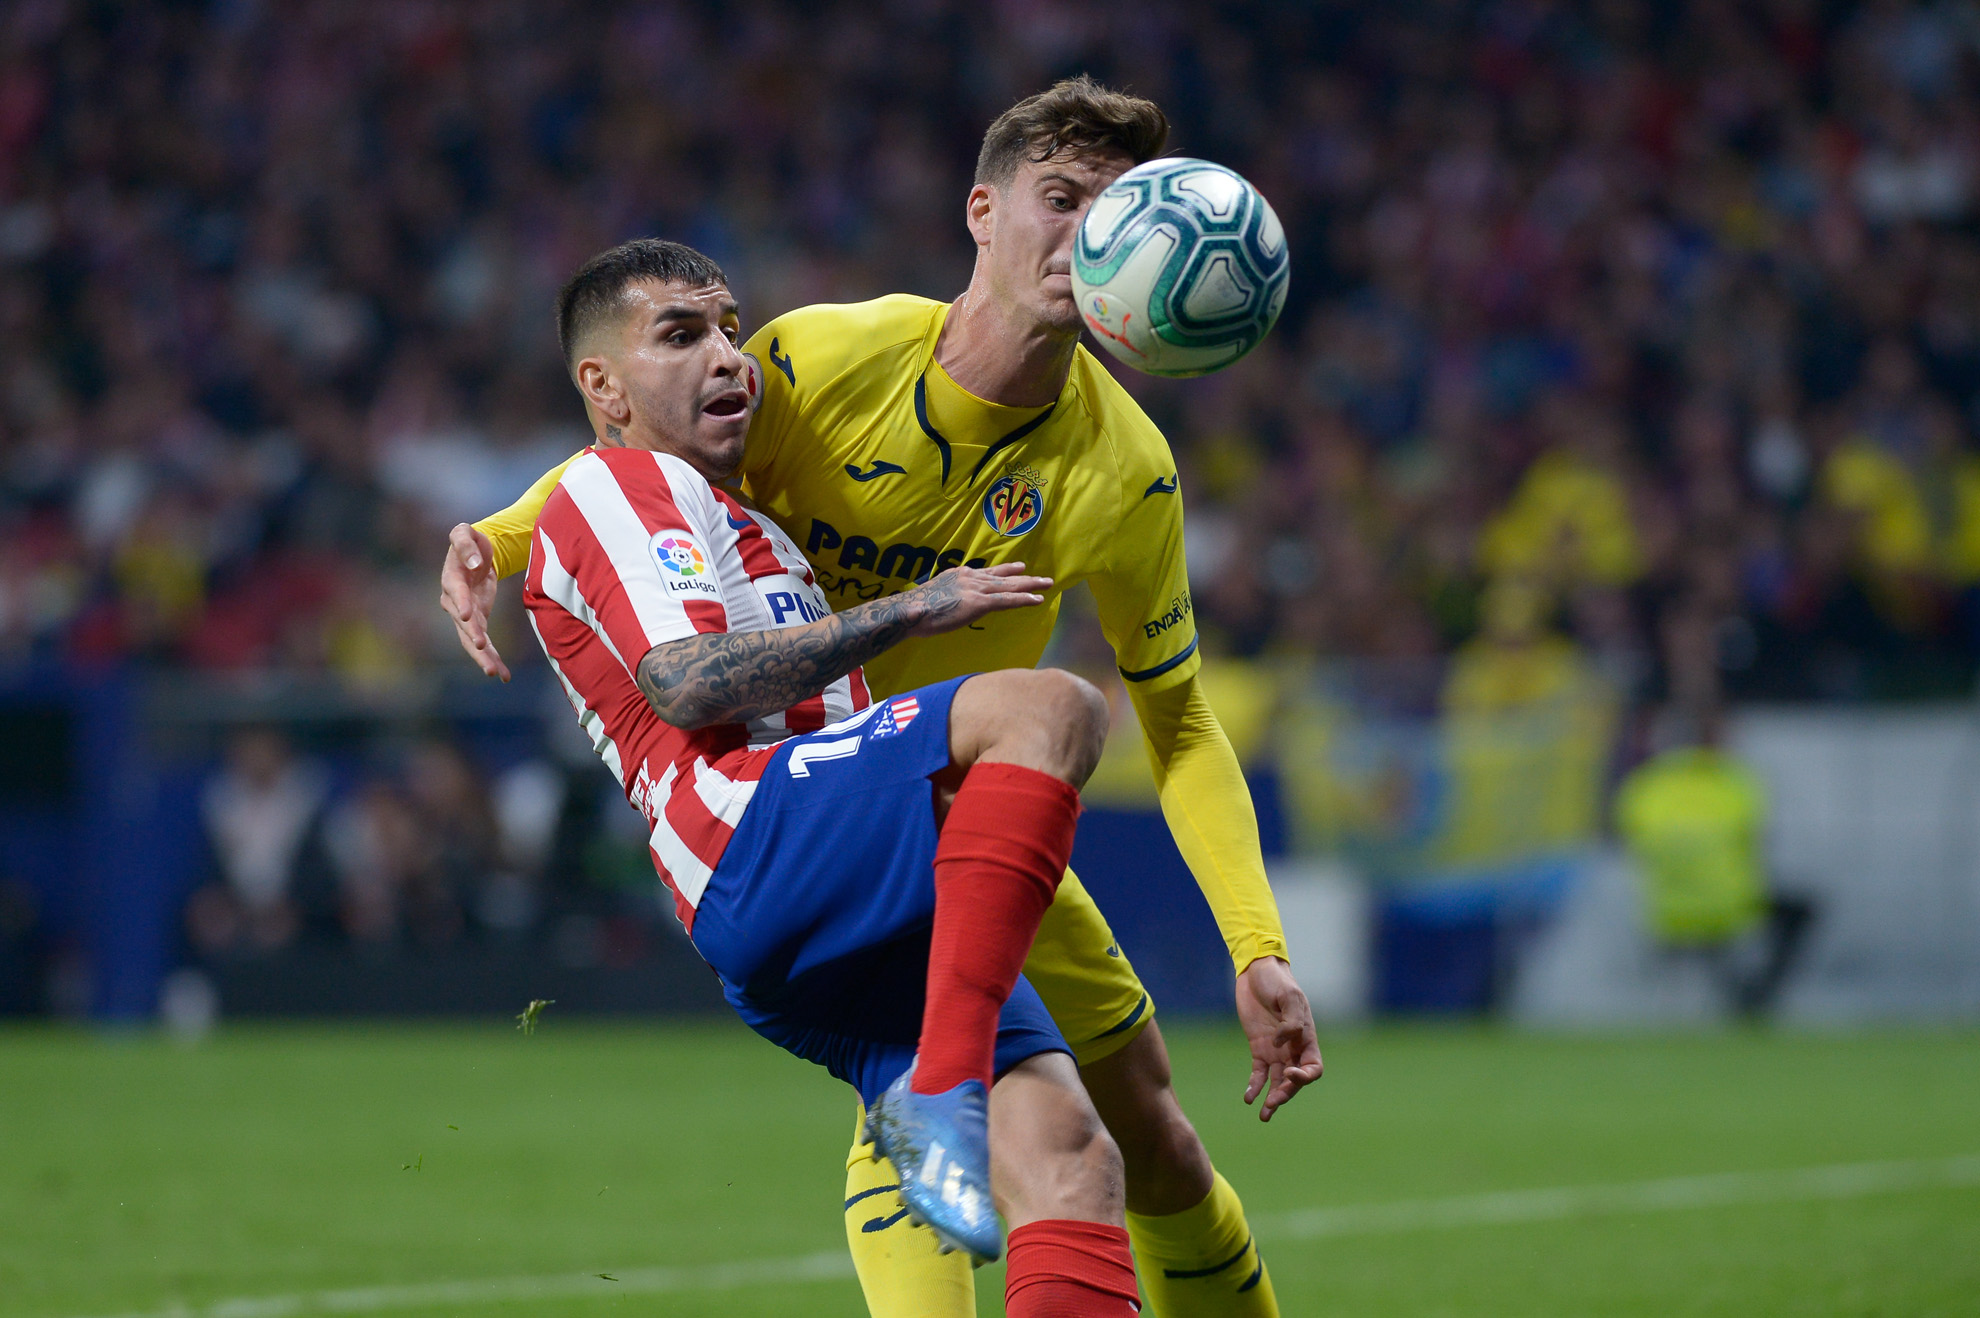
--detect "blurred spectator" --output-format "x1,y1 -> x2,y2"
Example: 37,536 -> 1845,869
1443,577 -> 1595,715
401,738 -> 499,941
1478,398 -> 1644,592
315,737 -> 553,949
1613,705 -> 1817,1017
324,776 -> 426,946
186,727 -> 334,957
487,756 -> 564,933
1439,576 -> 1618,865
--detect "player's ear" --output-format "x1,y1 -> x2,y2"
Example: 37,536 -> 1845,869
965,183 -> 995,248
574,356 -> 629,425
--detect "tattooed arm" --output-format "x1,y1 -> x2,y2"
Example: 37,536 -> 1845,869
635,562 -> 1052,730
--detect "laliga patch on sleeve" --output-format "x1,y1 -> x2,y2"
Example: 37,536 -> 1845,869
740,354 -> 766,411
650,530 -> 721,597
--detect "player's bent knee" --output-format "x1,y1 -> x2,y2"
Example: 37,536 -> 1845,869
953,669 -> 1109,784
1021,668 -> 1108,783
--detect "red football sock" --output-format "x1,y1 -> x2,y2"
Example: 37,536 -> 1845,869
1006,1220 -> 1140,1316
910,761 -> 1080,1096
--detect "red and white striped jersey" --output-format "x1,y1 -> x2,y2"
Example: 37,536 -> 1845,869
524,446 -> 871,930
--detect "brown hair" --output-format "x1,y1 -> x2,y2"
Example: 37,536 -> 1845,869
974,75 -> 1169,187
556,238 -> 727,370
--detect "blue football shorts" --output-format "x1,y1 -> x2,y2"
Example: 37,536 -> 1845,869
690,674 -> 1071,1107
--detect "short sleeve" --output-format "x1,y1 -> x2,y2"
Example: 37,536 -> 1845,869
533,454 -> 729,674
1091,473 -> 1201,694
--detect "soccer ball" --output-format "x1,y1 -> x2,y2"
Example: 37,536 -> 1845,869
1072,157 -> 1289,378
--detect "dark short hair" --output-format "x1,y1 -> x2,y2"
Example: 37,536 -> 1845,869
556,238 -> 728,369
974,75 -> 1169,187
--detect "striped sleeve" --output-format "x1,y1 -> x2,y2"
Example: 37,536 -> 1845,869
536,453 -> 729,675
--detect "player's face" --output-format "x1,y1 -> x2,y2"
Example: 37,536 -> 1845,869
612,280 -> 751,479
978,149 -> 1134,336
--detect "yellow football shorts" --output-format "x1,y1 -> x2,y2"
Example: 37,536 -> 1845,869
1024,868 -> 1155,1066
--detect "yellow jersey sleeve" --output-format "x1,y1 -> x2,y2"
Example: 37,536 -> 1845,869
1128,672 -> 1289,971
1077,361 -> 1282,970
1088,453 -> 1199,693
473,452 -> 581,579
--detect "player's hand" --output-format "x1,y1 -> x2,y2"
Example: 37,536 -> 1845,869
905,562 -> 1052,637
440,523 -> 511,682
1236,955 -> 1323,1122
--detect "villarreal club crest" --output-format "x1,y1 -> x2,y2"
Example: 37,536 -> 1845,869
982,464 -> 1047,537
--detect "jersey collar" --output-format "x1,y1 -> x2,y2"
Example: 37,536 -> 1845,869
916,302 -> 1063,487
913,371 -> 1058,486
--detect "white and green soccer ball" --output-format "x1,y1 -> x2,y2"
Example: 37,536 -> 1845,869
1072,157 -> 1289,378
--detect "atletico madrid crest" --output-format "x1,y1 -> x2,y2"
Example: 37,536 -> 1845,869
868,696 -> 921,739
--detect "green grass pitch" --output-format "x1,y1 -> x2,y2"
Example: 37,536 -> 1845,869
3,1020 -> 1976,1316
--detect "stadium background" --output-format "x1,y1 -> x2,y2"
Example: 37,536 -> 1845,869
1,2 -> 1977,1315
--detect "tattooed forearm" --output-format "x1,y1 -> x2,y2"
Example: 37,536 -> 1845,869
636,581 -> 957,729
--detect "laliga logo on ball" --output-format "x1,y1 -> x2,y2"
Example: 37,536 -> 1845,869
1073,157 -> 1289,378
1081,292 -> 1144,362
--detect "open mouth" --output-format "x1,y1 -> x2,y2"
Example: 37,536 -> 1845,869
702,393 -> 748,418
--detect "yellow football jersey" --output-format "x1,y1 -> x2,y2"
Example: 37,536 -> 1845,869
739,294 -> 1199,699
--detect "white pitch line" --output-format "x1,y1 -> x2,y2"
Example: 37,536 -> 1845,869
1258,1153 -> 1980,1240
66,1252 -> 854,1318
59,1155 -> 1980,1318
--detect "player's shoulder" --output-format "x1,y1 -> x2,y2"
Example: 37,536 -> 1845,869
746,295 -> 941,389
560,446 -> 717,508
1066,345 -> 1177,493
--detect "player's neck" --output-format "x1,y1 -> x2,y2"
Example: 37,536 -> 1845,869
935,281 -> 1077,409
594,423 -> 730,485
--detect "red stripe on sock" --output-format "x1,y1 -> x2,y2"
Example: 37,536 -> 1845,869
1006,1220 -> 1139,1316
910,761 -> 1080,1095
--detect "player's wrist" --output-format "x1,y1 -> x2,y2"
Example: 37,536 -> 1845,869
1238,955 -> 1291,991
1233,937 -> 1292,977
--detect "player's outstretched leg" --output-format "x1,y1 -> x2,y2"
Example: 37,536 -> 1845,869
866,669 -> 1108,1263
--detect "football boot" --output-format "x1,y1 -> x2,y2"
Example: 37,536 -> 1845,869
864,1064 -> 1001,1264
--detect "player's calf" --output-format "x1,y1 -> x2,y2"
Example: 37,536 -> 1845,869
1080,1019 -> 1217,1215
990,1051 -> 1124,1228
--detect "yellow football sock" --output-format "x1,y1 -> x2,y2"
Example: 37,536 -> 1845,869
844,1103 -> 977,1317
1128,1172 -> 1278,1318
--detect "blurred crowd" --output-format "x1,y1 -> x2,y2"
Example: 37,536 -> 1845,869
182,721 -> 675,964
1,0 -> 1978,715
